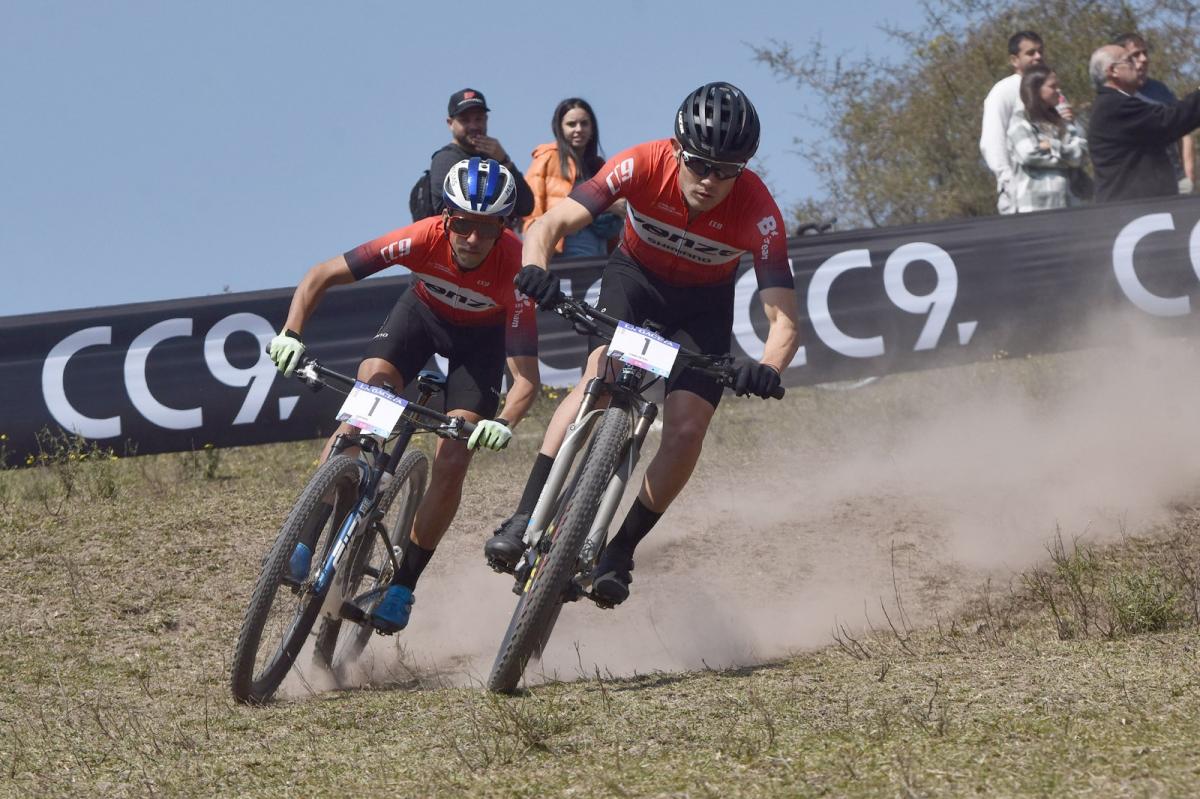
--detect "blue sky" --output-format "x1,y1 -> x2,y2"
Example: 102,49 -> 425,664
2,1 -> 925,317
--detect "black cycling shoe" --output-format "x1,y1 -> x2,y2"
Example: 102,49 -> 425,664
591,546 -> 634,605
484,512 -> 530,571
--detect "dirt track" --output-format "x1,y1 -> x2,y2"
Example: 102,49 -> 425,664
285,333 -> 1200,696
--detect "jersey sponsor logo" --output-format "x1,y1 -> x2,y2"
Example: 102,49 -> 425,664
604,157 -> 635,195
379,238 -> 412,263
626,206 -> 743,265
510,288 -> 529,328
418,274 -> 497,311
756,216 -> 779,236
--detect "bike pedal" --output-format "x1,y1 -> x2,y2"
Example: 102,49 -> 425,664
562,581 -> 585,603
587,591 -> 617,610
339,601 -> 367,623
486,555 -> 515,575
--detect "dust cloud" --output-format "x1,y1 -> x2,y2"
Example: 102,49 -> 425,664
287,316 -> 1200,696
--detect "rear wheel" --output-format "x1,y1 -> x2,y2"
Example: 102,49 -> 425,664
313,449 -> 428,680
487,407 -> 631,693
230,455 -> 363,704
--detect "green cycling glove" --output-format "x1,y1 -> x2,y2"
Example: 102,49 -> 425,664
268,329 -> 305,377
467,419 -> 511,452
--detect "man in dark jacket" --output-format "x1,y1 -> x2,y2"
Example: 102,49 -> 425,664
1087,45 -> 1200,202
426,89 -> 535,218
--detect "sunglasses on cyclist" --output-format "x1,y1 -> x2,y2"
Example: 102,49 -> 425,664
447,215 -> 504,239
679,150 -> 746,181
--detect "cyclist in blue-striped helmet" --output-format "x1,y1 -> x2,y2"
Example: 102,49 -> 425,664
443,157 -> 517,217
438,157 -> 517,271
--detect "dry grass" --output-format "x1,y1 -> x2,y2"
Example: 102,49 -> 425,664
4,350 -> 1200,797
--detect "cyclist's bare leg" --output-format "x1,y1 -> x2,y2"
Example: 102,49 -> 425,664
536,344 -> 612,457
318,357 -> 404,462
410,409 -> 484,549
636,389 -> 716,512
593,389 -> 715,601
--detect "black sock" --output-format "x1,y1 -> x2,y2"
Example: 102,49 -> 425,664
606,499 -> 663,557
515,453 -> 555,516
393,541 -> 435,590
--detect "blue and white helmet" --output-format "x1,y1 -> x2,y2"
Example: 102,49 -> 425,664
442,157 -> 517,217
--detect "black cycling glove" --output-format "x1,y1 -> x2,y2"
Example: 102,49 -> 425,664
733,361 -> 781,399
514,265 -> 562,309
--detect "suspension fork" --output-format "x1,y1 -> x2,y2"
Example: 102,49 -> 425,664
523,376 -> 611,550
579,395 -> 658,571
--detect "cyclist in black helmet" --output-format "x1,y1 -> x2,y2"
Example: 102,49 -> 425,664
486,82 -> 800,604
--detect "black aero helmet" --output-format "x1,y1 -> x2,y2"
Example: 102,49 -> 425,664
674,82 -> 760,163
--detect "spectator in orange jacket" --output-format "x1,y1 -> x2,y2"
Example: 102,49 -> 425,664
523,98 -> 624,257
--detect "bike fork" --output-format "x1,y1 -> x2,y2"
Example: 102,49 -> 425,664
311,461 -> 376,602
579,404 -> 656,574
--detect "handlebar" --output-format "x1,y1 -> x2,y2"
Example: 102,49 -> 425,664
287,355 -> 477,440
549,295 -> 785,400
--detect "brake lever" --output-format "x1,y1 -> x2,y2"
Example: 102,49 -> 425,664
554,298 -> 601,336
294,361 -> 324,392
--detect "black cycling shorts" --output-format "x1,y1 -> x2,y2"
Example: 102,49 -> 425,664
362,289 -> 503,418
589,249 -> 735,408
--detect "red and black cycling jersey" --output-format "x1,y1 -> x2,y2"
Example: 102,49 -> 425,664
342,216 -> 537,356
570,138 -> 793,290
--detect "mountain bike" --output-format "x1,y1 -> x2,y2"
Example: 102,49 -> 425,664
486,296 -> 785,693
231,357 -> 475,705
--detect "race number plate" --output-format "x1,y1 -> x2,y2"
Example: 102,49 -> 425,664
609,321 -> 680,378
335,381 -> 408,437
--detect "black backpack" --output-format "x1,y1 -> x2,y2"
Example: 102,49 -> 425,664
409,169 -> 436,222
409,145 -> 460,222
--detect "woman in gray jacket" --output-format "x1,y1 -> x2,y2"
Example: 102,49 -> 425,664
1007,66 -> 1088,211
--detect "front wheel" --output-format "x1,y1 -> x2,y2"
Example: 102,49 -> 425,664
487,407 -> 631,693
230,454 -> 363,704
312,449 -> 428,680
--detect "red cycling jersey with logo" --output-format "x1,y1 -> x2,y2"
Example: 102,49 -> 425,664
570,138 -> 794,290
342,216 -> 537,355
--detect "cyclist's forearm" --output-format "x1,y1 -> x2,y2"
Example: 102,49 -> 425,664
498,375 -> 537,427
284,255 -> 354,334
758,287 -> 801,371
498,356 -> 539,426
761,319 -> 799,372
521,198 -> 593,267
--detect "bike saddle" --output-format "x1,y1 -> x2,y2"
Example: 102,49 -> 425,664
416,370 -> 447,395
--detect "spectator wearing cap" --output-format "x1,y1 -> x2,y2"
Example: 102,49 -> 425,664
426,88 -> 534,218
1087,45 -> 1200,203
1113,32 -> 1196,194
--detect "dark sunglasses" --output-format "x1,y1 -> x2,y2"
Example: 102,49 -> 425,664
447,215 -> 504,239
679,150 -> 746,180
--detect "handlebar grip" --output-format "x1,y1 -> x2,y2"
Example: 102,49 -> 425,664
770,385 -> 786,400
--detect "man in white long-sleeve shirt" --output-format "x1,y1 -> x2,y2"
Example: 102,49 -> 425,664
980,31 -> 1047,214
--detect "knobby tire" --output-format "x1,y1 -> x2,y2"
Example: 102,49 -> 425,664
230,455 -> 362,704
312,449 -> 428,679
487,407 -> 631,694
